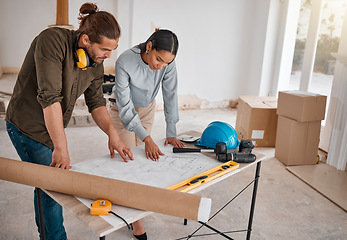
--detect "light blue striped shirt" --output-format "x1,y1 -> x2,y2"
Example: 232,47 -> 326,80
113,46 -> 179,141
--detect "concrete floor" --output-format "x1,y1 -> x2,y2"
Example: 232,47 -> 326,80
0,74 -> 346,240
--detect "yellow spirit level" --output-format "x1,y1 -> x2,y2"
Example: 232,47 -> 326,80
167,160 -> 239,192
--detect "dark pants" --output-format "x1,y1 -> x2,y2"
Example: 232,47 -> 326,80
6,122 -> 67,240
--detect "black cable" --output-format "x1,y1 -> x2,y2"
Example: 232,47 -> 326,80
109,211 -> 131,230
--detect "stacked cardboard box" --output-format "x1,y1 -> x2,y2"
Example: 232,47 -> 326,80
275,91 -> 327,165
236,96 -> 278,147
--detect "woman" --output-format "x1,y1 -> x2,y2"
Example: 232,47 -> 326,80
108,29 -> 184,239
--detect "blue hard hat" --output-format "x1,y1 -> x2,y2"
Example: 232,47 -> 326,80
195,121 -> 239,149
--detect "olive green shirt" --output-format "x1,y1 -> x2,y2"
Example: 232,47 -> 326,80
6,27 -> 106,149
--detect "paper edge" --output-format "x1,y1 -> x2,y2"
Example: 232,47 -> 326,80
197,197 -> 211,222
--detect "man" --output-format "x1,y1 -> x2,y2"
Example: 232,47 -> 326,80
5,3 -> 133,239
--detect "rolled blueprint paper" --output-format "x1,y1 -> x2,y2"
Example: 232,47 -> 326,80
0,157 -> 211,222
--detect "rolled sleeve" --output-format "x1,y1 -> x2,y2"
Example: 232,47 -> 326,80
37,91 -> 64,109
34,29 -> 65,109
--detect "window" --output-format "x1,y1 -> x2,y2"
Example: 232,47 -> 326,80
290,0 -> 346,125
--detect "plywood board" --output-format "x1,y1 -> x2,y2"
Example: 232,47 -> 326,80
287,163 -> 347,211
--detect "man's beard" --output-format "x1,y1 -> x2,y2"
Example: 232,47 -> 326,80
86,46 -> 103,64
91,53 -> 105,64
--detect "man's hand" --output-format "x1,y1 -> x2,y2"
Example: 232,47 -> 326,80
91,106 -> 134,162
43,102 -> 71,170
109,135 -> 134,162
144,135 -> 164,161
165,137 -> 185,148
50,147 -> 71,169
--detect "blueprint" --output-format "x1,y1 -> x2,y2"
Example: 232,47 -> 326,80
72,141 -> 221,188
71,140 -> 223,231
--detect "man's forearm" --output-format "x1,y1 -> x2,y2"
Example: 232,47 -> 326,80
92,106 -> 134,161
43,101 -> 67,150
91,106 -> 118,137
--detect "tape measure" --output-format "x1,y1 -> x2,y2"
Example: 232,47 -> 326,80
91,199 -> 112,215
167,160 -> 239,192
90,199 -> 132,229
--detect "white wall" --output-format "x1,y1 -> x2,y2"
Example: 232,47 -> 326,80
0,56 -> 2,77
123,0 -> 258,102
260,0 -> 301,96
0,0 -> 295,105
0,0 -> 117,73
244,0 -> 272,97
0,0 -> 56,71
117,0 -> 296,103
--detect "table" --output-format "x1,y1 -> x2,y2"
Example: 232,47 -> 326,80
41,131 -> 264,239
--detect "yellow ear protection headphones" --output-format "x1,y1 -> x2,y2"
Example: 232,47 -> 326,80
74,34 -> 96,70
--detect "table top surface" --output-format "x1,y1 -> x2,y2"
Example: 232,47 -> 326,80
46,131 -> 265,237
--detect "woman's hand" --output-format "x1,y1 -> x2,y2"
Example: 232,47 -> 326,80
165,137 -> 185,148
144,136 -> 164,161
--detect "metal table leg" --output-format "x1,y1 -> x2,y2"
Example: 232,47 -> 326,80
246,161 -> 261,240
37,188 -> 46,240
178,161 -> 262,240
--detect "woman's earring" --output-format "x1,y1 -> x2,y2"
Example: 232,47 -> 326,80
146,49 -> 149,54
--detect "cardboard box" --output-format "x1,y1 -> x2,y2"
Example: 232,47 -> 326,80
275,115 -> 321,166
277,91 -> 327,122
236,96 -> 278,147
